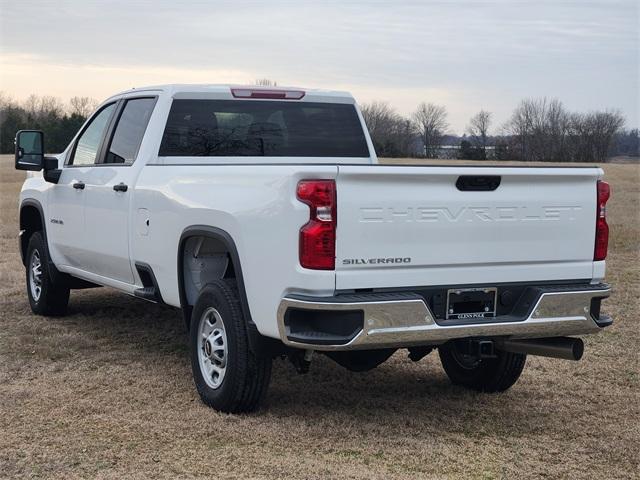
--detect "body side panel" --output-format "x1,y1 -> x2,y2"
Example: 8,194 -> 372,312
131,164 -> 338,338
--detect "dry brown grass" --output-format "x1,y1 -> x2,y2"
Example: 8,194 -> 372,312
0,156 -> 638,479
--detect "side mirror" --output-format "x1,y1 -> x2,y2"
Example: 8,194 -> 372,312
15,130 -> 44,171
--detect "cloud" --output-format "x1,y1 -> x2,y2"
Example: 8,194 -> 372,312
1,0 -> 637,131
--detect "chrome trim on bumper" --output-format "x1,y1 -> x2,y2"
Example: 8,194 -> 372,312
276,287 -> 611,351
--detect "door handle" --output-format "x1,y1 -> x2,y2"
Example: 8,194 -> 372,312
113,183 -> 128,192
72,182 -> 85,190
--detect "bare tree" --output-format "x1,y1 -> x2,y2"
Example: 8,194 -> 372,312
397,118 -> 419,157
504,98 -> 570,161
69,96 -> 98,117
23,94 -> 65,121
503,100 -> 531,160
360,101 -> 398,137
612,128 -> 639,157
255,78 -> 277,87
505,97 -> 624,162
544,99 -> 570,161
360,101 -> 417,157
467,110 -> 492,156
591,110 -> 626,162
22,94 -> 40,119
413,102 -> 448,157
0,91 -> 13,109
568,110 -> 625,162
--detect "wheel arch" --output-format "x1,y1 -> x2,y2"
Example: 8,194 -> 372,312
19,199 -> 46,266
177,225 -> 283,357
19,198 -> 98,290
177,226 -> 252,329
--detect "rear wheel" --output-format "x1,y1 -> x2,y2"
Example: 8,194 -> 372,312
190,280 -> 272,413
26,231 -> 70,316
438,340 -> 526,392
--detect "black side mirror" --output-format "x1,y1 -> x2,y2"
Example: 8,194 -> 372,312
15,130 -> 44,171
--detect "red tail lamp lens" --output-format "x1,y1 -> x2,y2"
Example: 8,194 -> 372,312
594,180 -> 610,261
297,180 -> 336,270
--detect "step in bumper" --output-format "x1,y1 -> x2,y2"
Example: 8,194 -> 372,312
276,284 -> 611,351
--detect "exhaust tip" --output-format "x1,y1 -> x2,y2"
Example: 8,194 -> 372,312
572,338 -> 584,361
499,337 -> 585,361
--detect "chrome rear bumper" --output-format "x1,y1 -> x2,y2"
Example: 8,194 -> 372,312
276,285 -> 611,351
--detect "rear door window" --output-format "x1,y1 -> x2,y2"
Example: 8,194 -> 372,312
158,100 -> 369,157
104,97 -> 157,164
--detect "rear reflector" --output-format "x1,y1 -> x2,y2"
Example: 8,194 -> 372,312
594,180 -> 610,261
231,88 -> 305,100
297,180 -> 336,270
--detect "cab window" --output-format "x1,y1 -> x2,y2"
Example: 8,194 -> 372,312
158,100 -> 369,157
105,98 -> 157,164
68,103 -> 116,166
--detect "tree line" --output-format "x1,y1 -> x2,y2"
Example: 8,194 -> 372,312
361,98 -> 637,162
0,93 -> 97,154
0,92 -> 637,162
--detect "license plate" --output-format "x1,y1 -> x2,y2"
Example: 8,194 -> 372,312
446,287 -> 497,320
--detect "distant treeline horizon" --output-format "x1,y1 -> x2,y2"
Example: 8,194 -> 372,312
361,98 -> 638,162
0,93 -> 98,156
0,91 -> 637,162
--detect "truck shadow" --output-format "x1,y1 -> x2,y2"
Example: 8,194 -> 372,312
266,356 -> 546,437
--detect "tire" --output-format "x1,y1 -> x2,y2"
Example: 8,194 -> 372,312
25,231 -> 70,316
190,280 -> 272,413
438,340 -> 526,392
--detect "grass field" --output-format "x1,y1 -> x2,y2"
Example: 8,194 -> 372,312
1,155 -> 638,479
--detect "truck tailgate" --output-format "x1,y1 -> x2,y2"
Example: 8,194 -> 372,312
335,165 -> 600,290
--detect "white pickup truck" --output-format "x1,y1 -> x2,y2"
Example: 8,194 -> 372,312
15,84 -> 612,412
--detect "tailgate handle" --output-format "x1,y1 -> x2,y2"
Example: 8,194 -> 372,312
456,175 -> 501,191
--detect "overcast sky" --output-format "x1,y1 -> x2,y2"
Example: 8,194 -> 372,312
1,0 -> 638,133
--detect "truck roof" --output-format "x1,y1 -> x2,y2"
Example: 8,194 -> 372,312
106,84 -> 355,103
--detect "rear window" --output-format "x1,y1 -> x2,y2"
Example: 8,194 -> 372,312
158,100 -> 369,157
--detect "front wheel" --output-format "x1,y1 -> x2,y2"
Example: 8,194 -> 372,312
438,340 -> 526,392
26,231 -> 70,316
190,280 -> 272,413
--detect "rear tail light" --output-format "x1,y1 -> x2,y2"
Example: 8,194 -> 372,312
594,180 -> 610,261
231,88 -> 305,100
297,180 -> 336,270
